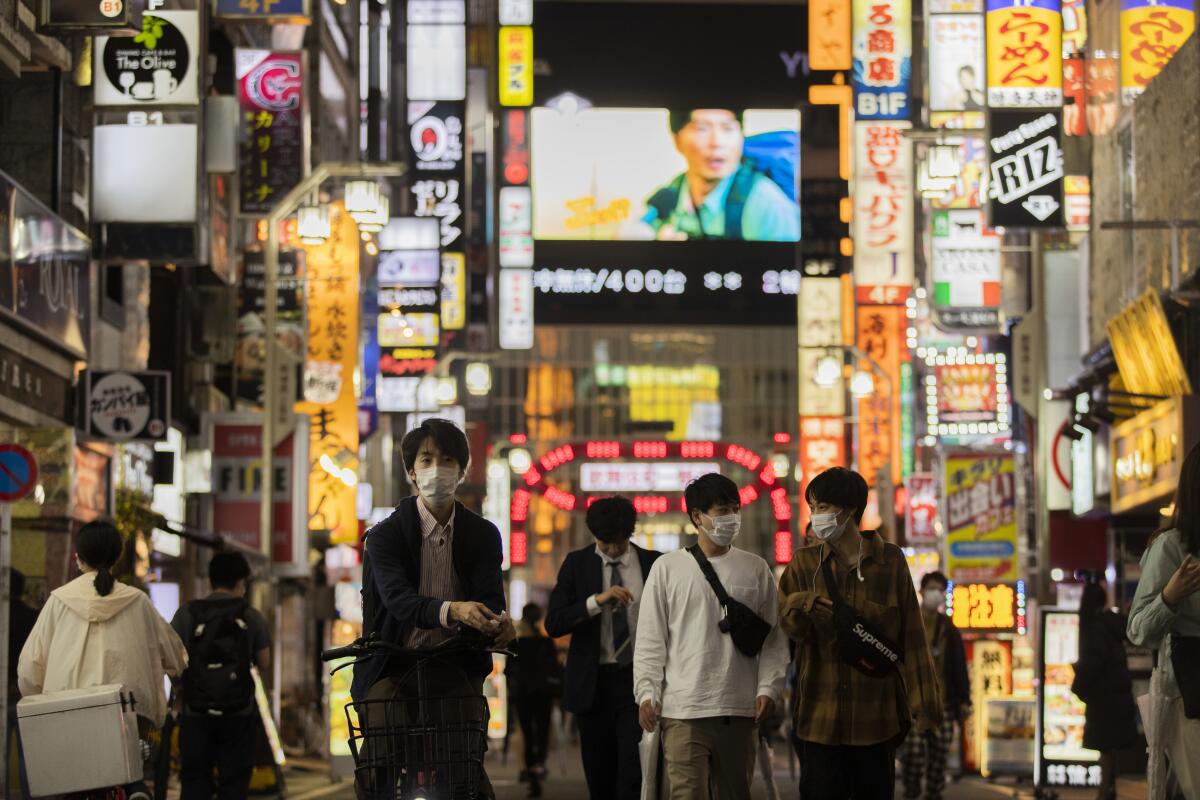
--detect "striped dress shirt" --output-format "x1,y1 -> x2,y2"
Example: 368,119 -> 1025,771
406,500 -> 463,647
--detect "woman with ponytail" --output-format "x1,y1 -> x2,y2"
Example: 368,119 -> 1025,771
17,520 -> 187,729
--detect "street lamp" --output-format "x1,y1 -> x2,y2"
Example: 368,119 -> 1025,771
814,354 -> 842,387
850,370 -> 876,398
296,203 -> 331,245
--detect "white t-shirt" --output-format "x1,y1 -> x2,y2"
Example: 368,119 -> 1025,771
633,546 -> 789,720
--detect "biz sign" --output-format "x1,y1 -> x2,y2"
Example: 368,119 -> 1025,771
987,110 -> 1064,228
852,0 -> 912,119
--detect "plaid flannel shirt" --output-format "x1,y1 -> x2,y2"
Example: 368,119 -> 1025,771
779,533 -> 943,746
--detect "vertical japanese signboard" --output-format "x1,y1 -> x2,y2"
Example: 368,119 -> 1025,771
296,203 -> 360,546
799,416 -> 846,533
985,0 -> 1062,107
1120,0 -> 1195,104
855,305 -> 904,487
943,452 -> 1018,581
987,110 -> 1064,228
810,0 -> 852,70
498,26 -> 533,106
852,0 -> 912,119
499,268 -> 534,350
237,51 -> 305,215
853,122 -> 914,302
906,472 -> 938,545
408,100 -> 466,333
1039,610 -> 1102,789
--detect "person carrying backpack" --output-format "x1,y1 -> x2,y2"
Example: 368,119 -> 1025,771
171,552 -> 272,800
642,108 -> 800,242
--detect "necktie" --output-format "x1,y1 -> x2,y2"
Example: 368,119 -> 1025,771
609,561 -> 632,666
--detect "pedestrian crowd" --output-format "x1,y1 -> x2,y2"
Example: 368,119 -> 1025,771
4,419 -> 1198,799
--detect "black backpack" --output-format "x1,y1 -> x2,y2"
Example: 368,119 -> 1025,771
182,597 -> 256,715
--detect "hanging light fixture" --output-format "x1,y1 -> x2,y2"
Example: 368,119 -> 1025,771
344,180 -> 381,224
927,143 -> 961,179
813,354 -> 842,387
356,193 -> 389,233
296,204 -> 331,245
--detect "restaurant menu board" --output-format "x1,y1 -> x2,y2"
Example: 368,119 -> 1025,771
983,698 -> 1036,777
1039,610 -> 1102,790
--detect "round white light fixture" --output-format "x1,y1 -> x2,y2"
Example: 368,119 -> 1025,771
813,355 -> 842,387
850,370 -> 875,398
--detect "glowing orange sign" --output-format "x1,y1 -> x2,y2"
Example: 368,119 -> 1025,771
809,0 -> 852,70
951,582 -> 1017,630
856,305 -> 904,487
1120,0 -> 1195,104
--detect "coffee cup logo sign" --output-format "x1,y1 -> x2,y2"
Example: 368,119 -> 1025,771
95,10 -> 199,106
87,371 -> 170,442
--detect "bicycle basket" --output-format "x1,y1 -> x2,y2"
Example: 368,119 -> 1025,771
347,657 -> 490,800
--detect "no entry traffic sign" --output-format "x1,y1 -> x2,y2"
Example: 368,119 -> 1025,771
0,445 -> 37,502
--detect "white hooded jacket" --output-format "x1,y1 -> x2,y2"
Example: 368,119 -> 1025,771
17,573 -> 188,726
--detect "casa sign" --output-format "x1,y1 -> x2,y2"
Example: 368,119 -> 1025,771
1110,398 -> 1198,513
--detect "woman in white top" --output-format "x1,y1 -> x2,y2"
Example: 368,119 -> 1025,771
18,520 -> 188,731
1128,443 -> 1200,800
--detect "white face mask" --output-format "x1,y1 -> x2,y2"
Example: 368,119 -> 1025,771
923,589 -> 944,610
810,511 -> 847,542
414,466 -> 460,506
702,513 -> 741,547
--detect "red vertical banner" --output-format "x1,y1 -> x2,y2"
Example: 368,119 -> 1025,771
798,416 -> 847,534
856,305 -> 904,487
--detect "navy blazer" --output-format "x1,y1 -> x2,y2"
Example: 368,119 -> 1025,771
352,495 -> 506,700
544,543 -> 661,714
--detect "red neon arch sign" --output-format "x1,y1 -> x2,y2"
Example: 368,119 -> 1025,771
509,440 -> 791,526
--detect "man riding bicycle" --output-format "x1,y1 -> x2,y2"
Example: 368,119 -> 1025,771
353,418 -> 515,798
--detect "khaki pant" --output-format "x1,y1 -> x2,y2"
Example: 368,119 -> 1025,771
661,716 -> 756,800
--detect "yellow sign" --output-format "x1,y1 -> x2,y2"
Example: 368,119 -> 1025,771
951,583 -> 1017,630
440,252 -> 466,331
809,0 -> 852,70
498,26 -> 533,106
1110,398 -> 1196,513
965,639 -> 1013,771
985,0 -> 1063,107
944,453 -> 1019,582
1107,289 -> 1193,398
1120,0 -> 1195,104
297,202 -> 360,546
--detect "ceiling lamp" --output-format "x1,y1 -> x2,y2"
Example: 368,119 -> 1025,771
296,204 -> 330,245
357,193 -> 389,233
927,143 -> 961,179
344,180 -> 381,224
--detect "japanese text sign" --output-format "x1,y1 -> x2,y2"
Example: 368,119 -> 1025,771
86,370 -> 171,442
409,102 -> 465,253
943,452 -> 1018,581
951,582 -> 1017,630
296,203 -> 360,546
856,305 -> 904,487
1121,0 -> 1195,104
799,416 -> 847,532
986,0 -> 1063,107
237,51 -> 305,215
929,15 -> 986,115
498,26 -> 533,106
906,472 -> 938,544
811,0 -> 852,70
853,0 -> 912,119
987,110 -> 1064,228
853,122 -> 914,300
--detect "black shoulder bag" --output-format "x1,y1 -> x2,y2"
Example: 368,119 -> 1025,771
688,545 -> 772,657
820,557 -> 904,679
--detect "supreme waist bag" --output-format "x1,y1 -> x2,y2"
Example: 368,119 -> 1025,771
820,558 -> 903,679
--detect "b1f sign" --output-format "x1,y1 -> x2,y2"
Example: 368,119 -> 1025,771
852,0 -> 912,119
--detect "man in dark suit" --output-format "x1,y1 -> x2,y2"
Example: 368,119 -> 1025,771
352,419 -> 515,794
546,496 -> 662,800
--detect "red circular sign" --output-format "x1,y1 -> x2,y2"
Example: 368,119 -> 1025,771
0,444 -> 38,502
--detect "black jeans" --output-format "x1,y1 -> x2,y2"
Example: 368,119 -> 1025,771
179,714 -> 257,800
575,665 -> 642,800
796,738 -> 897,800
515,695 -> 553,769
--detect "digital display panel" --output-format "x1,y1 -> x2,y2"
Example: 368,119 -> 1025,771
532,107 -> 800,243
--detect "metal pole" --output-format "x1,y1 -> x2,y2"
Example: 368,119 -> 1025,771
0,501 -> 11,794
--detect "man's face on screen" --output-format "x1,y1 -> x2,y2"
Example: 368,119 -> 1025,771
675,109 -> 743,183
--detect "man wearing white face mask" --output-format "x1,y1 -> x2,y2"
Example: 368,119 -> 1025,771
634,473 -> 789,800
779,467 -> 942,800
353,418 -> 515,702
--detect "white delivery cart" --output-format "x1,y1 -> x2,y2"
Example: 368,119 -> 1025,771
17,684 -> 143,797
